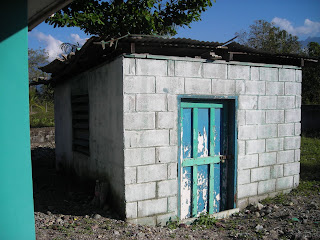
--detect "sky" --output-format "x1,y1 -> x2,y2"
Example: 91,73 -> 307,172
28,0 -> 320,61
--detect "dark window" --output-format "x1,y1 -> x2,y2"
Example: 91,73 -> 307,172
71,94 -> 89,155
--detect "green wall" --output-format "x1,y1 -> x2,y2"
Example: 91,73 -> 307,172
0,1 -> 36,239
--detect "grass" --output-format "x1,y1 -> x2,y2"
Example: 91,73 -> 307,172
30,102 -> 54,128
300,131 -> 320,181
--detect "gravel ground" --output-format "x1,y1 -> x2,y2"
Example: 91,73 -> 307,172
33,147 -> 320,240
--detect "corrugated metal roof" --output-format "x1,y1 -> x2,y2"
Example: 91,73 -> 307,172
40,34 -> 318,85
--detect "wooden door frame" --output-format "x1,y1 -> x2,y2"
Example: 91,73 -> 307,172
177,95 -> 238,219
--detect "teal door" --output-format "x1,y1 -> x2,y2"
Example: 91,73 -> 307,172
180,101 -> 230,219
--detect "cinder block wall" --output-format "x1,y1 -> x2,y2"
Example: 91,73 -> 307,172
122,55 -> 301,225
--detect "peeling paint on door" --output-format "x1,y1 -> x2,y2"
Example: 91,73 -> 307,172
180,101 -> 231,219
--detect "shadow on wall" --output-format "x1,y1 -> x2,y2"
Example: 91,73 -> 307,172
31,147 -> 120,219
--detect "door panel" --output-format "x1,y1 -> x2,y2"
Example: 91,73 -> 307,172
180,102 -> 227,219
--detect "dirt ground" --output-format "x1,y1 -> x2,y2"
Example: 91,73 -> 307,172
33,147 -> 320,240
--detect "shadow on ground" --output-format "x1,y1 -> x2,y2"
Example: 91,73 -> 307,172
31,147 -> 119,219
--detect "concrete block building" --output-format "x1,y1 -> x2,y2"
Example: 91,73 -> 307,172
43,35 -> 308,225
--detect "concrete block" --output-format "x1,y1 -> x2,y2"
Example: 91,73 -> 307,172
157,112 -> 175,129
136,59 -> 167,76
260,67 -> 278,81
276,176 -> 293,190
124,112 -> 155,130
266,138 -> 283,152
246,139 -> 265,154
259,152 -> 277,166
203,63 -> 227,79
238,169 -> 250,184
293,174 -> 299,187
251,166 -> 271,182
168,60 -> 175,76
266,110 -> 284,124
239,96 -> 258,110
238,182 -> 258,198
130,216 -> 156,226
238,154 -> 259,169
295,96 -> 301,108
285,109 -> 301,123
266,82 -> 284,95
125,130 -> 169,148
124,58 -> 135,75
212,79 -> 236,95
175,61 -> 202,77
236,80 -> 245,94
278,123 -> 295,137
277,150 -> 295,164
168,196 -> 178,212
156,146 -> 178,163
258,179 -> 276,195
295,149 -> 300,162
245,81 -> 265,95
168,163 -> 178,179
238,140 -> 246,156
185,78 -> 211,94
158,179 -> 178,197
126,182 -> 156,202
156,77 -> 184,94
285,82 -> 301,95
126,202 -> 137,219
284,136 -> 300,150
137,164 -> 167,183
238,125 -> 258,140
170,129 -> 178,145
237,198 -> 249,210
237,110 -> 246,126
277,96 -> 295,109
136,94 -> 167,112
125,148 -> 155,167
138,198 -> 167,217
124,76 -> 155,93
251,67 -> 260,80
246,110 -> 265,125
258,96 -> 277,110
271,164 -> 283,178
279,68 -> 295,82
284,162 -> 300,176
125,167 -> 137,185
295,70 -> 302,82
167,95 -> 177,111
157,213 -> 177,226
248,194 -> 269,204
258,124 -> 277,139
124,94 -> 135,113
228,65 -> 250,80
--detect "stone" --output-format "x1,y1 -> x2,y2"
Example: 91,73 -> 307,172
93,214 -> 102,220
255,224 -> 263,232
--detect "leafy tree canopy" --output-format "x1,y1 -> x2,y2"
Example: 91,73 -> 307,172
46,0 -> 214,37
236,20 -> 301,54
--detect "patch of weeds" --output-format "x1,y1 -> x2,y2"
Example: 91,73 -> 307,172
192,213 -> 217,229
83,218 -> 96,224
301,135 -> 320,181
169,233 -> 176,238
291,180 -> 320,196
261,193 -> 289,205
166,216 -> 180,230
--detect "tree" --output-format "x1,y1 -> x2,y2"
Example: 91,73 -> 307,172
28,48 -> 53,103
46,0 -> 214,37
302,42 -> 320,104
236,20 -> 301,54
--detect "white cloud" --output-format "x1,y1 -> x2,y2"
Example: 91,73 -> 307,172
70,33 -> 88,46
33,31 -> 63,61
272,17 -> 320,37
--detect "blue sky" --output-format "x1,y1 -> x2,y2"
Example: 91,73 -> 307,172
28,0 -> 320,61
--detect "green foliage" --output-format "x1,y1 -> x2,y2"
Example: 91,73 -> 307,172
46,0 -> 214,37
300,133 -> 320,181
28,48 -> 50,82
192,213 -> 217,228
236,20 -> 301,54
166,216 -> 180,230
302,42 -> 320,105
30,101 -> 55,128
